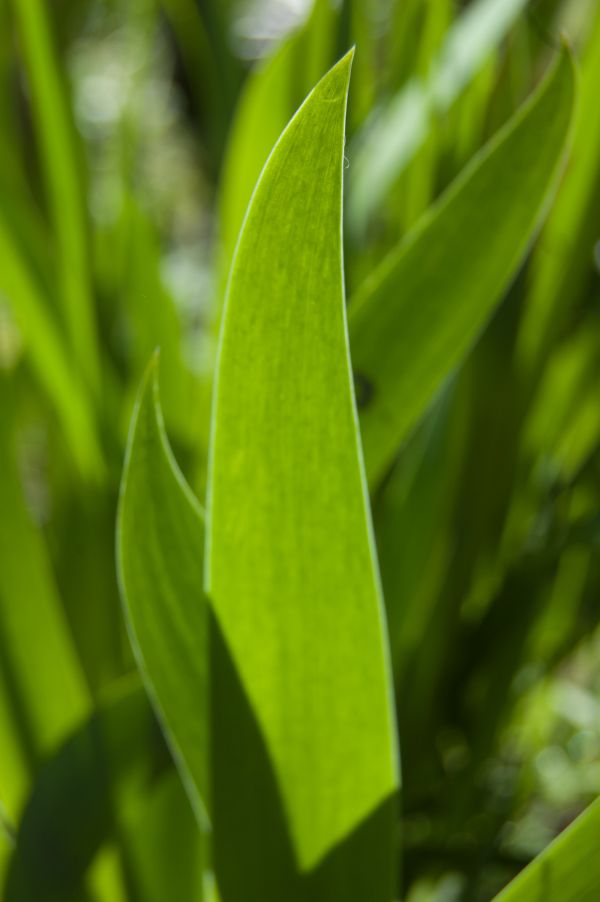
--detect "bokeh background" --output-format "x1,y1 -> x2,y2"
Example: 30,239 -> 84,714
1,0 -> 600,899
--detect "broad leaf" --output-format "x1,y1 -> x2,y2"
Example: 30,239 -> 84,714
207,50 -> 399,900
350,47 -> 576,487
117,357 -> 209,828
493,798 -> 600,901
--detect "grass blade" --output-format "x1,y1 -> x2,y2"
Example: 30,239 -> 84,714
0,221 -> 101,477
0,384 -> 90,799
10,0 -> 100,391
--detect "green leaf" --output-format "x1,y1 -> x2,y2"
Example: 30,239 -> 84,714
350,47 -> 576,487
493,798 -> 600,901
0,222 -> 102,478
516,4 -> 600,375
217,0 -> 340,300
0,382 -> 90,816
117,356 -> 209,828
207,50 -> 399,898
10,0 -> 100,392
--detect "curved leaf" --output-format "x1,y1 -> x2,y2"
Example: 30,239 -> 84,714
117,357 -> 209,828
207,50 -> 399,898
350,47 -> 576,487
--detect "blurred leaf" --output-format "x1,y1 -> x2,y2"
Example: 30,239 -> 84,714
118,356 -> 209,828
207,51 -> 399,898
517,3 -> 600,376
350,47 -> 576,487
120,768 -> 204,902
120,196 -> 198,444
348,0 -> 530,233
493,798 -> 600,901
10,0 -> 100,392
0,221 -> 102,477
3,680 -> 169,902
0,668 -> 28,832
160,0 -> 230,169
0,384 -> 90,817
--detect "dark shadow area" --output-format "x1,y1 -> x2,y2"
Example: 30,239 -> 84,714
4,685 -> 169,902
211,611 -> 399,901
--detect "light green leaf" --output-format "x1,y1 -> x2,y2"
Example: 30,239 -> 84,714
207,50 -> 399,897
347,0 -> 530,233
493,798 -> 600,901
117,356 -> 209,828
350,47 -> 576,487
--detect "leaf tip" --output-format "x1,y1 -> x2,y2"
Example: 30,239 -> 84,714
316,47 -> 355,102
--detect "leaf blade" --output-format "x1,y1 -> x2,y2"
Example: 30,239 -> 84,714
207,49 -> 399,892
117,357 -> 209,828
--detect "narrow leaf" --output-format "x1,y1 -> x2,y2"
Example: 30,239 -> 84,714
117,357 -> 209,828
207,50 -> 399,898
10,0 -> 100,391
350,47 -> 576,487
0,221 -> 102,477
0,384 -> 90,815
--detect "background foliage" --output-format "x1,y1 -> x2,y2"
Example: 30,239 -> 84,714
1,0 -> 600,899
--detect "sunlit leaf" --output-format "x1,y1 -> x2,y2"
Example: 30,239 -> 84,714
493,798 -> 600,901
207,50 -> 399,899
218,0 -> 339,283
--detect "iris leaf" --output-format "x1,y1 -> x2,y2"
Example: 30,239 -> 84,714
207,50 -> 399,899
117,357 -> 209,828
